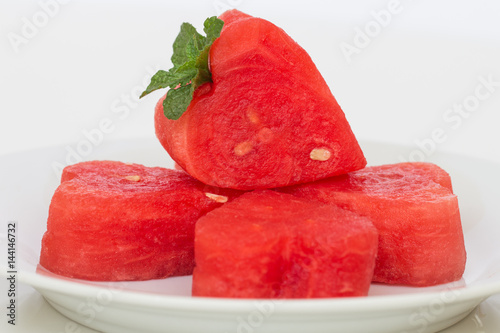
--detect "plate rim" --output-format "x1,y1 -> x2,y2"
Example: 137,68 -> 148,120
8,264 -> 500,315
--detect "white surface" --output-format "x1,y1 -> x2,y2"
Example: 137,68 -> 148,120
1,0 -> 500,332
1,139 -> 500,333
0,0 -> 500,162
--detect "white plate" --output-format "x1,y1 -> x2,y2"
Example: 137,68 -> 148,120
1,138 -> 500,333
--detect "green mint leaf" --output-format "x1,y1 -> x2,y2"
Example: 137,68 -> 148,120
140,70 -> 172,98
174,61 -> 197,80
204,16 -> 224,42
163,84 -> 193,120
185,39 -> 200,61
192,46 -> 211,90
140,67 -> 195,98
140,16 -> 224,120
171,23 -> 203,67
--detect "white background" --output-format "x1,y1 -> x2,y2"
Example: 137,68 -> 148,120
1,0 -> 500,332
1,0 -> 499,163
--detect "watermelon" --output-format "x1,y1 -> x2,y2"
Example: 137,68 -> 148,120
280,162 -> 466,287
192,190 -> 378,298
40,161 -> 242,281
154,10 -> 366,190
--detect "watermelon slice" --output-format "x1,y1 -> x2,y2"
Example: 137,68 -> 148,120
192,190 -> 378,298
280,162 -> 466,287
154,10 -> 366,190
40,161 -> 242,281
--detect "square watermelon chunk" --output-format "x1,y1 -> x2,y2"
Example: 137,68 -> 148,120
192,190 -> 378,298
280,162 -> 466,287
40,161 -> 242,281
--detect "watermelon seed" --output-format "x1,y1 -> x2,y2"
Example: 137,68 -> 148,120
205,193 -> 228,203
310,148 -> 331,161
246,106 -> 261,125
256,127 -> 273,143
124,175 -> 141,182
234,141 -> 253,156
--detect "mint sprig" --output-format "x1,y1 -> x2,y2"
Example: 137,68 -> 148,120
140,16 -> 224,120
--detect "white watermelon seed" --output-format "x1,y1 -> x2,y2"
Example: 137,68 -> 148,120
310,148 -> 331,161
234,141 -> 253,156
205,193 -> 228,203
124,175 -> 141,182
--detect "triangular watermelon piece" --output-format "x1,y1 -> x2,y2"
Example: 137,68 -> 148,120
155,10 -> 366,190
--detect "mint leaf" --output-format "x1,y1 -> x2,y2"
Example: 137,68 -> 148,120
164,84 -> 193,120
140,16 -> 224,120
192,47 -> 211,89
172,23 -> 203,67
139,70 -> 171,98
139,67 -> 195,98
204,16 -> 224,42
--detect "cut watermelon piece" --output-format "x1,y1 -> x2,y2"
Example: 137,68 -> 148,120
218,8 -> 251,26
280,162 -> 466,287
155,10 -> 366,190
193,190 -> 378,298
40,161 -> 242,281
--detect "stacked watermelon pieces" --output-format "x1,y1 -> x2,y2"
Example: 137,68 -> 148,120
39,10 -> 466,297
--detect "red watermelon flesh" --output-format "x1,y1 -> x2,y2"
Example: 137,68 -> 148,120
280,162 -> 466,287
218,8 -> 251,26
192,190 -> 378,298
155,10 -> 366,190
40,161 -> 242,281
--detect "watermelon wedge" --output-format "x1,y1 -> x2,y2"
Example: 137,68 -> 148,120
280,162 -> 466,287
40,161 -> 242,281
192,190 -> 378,298
154,10 -> 366,190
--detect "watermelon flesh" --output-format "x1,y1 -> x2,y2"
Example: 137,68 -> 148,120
40,161 -> 242,281
218,7 -> 251,26
155,10 -> 366,190
192,190 -> 378,298
280,162 -> 466,287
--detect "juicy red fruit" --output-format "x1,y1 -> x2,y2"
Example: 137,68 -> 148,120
40,160 -> 241,281
155,10 -> 366,190
280,162 -> 466,287
193,190 -> 378,298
